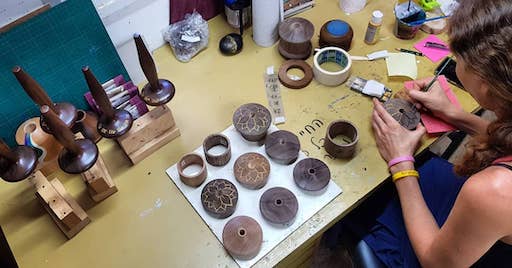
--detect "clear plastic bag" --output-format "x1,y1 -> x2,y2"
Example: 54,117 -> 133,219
163,11 -> 209,62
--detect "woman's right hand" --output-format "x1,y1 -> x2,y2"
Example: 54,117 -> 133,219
407,77 -> 460,121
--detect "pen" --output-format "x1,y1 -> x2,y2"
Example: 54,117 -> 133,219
422,57 -> 452,92
424,41 -> 449,50
395,48 -> 423,56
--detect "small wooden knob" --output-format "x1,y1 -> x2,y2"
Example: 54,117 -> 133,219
233,103 -> 272,142
293,158 -> 331,191
201,179 -> 238,219
0,139 -> 38,182
234,152 -> 270,189
259,187 -> 298,225
222,216 -> 262,260
265,130 -> 300,165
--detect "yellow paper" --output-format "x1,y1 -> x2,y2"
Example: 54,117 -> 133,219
385,52 -> 418,79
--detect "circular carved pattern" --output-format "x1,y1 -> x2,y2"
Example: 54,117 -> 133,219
203,134 -> 231,166
234,152 -> 270,189
265,130 -> 300,165
233,103 -> 271,142
201,179 -> 238,219
293,158 -> 331,191
222,216 -> 263,260
383,98 -> 421,130
259,187 -> 298,224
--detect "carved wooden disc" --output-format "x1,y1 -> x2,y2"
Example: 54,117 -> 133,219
234,152 -> 270,189
293,158 -> 331,191
383,99 -> 421,130
233,103 -> 271,142
259,187 -> 298,224
201,179 -> 238,219
264,130 -> 300,165
222,215 -> 263,260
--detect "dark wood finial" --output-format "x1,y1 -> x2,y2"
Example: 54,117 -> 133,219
40,105 -> 81,155
133,34 -> 160,91
12,66 -> 53,107
82,66 -> 115,119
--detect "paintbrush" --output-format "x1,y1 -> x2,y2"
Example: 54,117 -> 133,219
422,58 -> 451,92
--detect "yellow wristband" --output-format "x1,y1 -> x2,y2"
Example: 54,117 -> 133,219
392,170 -> 419,182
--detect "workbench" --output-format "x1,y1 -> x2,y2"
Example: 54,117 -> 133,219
0,1 -> 478,267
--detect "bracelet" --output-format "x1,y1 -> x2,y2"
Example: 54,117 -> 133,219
203,134 -> 231,166
388,156 -> 415,168
392,169 -> 419,182
178,153 -> 207,187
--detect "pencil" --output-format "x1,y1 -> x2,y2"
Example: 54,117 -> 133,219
422,58 -> 452,92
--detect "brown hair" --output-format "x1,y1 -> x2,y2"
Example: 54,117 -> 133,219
449,0 -> 512,176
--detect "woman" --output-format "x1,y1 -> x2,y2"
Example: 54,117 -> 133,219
369,0 -> 512,266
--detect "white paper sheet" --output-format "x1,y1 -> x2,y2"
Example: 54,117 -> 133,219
166,125 -> 342,267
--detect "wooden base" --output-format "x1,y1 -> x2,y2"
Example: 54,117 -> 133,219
80,154 -> 118,202
29,171 -> 90,239
117,105 -> 180,165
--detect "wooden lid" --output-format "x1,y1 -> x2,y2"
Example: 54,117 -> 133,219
293,158 -> 331,191
265,130 -> 300,165
233,103 -> 271,142
383,99 -> 420,130
259,187 -> 298,224
201,179 -> 238,219
279,17 -> 314,43
222,215 -> 262,260
234,152 -> 270,189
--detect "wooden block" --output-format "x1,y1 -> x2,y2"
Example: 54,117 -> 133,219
80,154 -> 118,202
117,105 -> 180,165
31,172 -> 90,239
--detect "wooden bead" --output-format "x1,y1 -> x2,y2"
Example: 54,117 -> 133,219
259,187 -> 298,224
234,153 -> 270,189
233,103 -> 271,142
222,215 -> 262,260
201,179 -> 238,219
383,99 -> 420,130
265,130 -> 300,165
324,120 -> 358,159
293,158 -> 331,191
278,60 -> 313,89
203,134 -> 231,166
178,153 -> 207,187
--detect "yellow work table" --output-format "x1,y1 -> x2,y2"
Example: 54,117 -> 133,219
0,1 -> 478,267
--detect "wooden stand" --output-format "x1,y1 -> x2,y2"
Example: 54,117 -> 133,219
117,105 -> 180,165
80,154 -> 118,202
29,171 -> 90,239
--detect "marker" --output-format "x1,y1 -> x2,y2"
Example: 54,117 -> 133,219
422,57 -> 451,92
395,48 -> 423,56
424,41 -> 449,50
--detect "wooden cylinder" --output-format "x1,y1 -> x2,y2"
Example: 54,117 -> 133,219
233,103 -> 272,142
319,20 -> 353,51
278,17 -> 314,60
264,130 -> 300,165
234,152 -> 270,189
203,134 -> 231,166
201,179 -> 238,219
324,120 -> 359,159
178,153 -> 207,187
222,215 -> 262,260
259,187 -> 298,225
293,158 -> 331,191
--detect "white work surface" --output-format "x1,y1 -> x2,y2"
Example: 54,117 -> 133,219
166,124 -> 342,267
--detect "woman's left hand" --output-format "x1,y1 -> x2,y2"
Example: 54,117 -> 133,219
371,98 -> 426,162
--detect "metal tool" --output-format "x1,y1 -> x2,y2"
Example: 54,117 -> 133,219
422,57 -> 451,92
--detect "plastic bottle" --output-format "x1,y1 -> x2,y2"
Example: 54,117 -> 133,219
364,10 -> 384,45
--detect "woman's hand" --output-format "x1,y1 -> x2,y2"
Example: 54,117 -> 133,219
407,77 -> 460,121
372,98 -> 426,162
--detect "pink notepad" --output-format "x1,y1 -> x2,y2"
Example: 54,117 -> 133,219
414,35 -> 450,63
404,75 -> 461,133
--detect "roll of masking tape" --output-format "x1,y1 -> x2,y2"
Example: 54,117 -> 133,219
313,46 -> 352,86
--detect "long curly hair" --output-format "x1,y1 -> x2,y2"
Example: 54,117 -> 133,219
449,0 -> 512,176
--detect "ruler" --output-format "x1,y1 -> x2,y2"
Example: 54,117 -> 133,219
264,66 -> 286,125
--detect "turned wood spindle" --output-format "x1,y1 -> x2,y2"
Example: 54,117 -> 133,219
82,66 -> 133,138
0,139 -> 38,182
41,105 -> 98,174
133,33 -> 175,106
12,66 -> 77,132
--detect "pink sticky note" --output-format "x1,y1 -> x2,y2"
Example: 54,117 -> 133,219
404,75 -> 461,133
414,35 -> 450,63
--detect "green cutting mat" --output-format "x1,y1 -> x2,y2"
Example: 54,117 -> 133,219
0,0 -> 130,146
